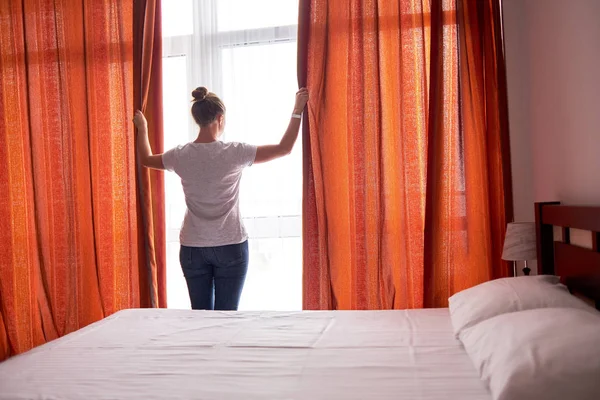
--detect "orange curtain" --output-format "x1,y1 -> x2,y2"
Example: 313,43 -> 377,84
301,0 -> 512,310
0,0 -> 164,360
133,0 -> 166,308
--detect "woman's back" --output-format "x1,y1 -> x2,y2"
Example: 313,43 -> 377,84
132,86 -> 308,310
162,140 -> 257,247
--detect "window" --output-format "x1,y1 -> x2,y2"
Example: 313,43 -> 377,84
161,0 -> 193,38
162,0 -> 301,310
162,55 -> 190,309
216,0 -> 299,32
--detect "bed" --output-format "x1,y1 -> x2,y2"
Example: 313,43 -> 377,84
1,202 -> 599,400
535,202 -> 600,308
0,309 -> 489,399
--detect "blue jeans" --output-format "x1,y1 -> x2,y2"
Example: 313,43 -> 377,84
179,241 -> 249,311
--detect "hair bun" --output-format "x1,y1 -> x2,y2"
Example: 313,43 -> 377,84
192,87 -> 209,101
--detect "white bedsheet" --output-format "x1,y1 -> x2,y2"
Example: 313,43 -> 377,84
0,308 -> 490,400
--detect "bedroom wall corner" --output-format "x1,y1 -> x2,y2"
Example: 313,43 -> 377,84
503,0 -> 535,224
503,0 -> 537,275
505,0 -> 600,207
503,0 -> 600,274
526,0 -> 600,206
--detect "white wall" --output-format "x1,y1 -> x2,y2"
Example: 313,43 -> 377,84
503,0 -> 600,273
504,0 -> 600,214
503,0 -> 535,222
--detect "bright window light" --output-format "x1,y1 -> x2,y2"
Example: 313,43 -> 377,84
161,0 -> 193,37
162,1 -> 301,311
162,55 -> 192,310
221,42 -> 301,310
217,0 -> 299,31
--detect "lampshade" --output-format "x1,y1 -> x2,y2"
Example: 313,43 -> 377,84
502,222 -> 537,261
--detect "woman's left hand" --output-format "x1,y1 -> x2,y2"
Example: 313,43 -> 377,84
294,88 -> 309,112
133,110 -> 147,130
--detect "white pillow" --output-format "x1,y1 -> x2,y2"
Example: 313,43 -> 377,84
448,275 -> 594,336
459,307 -> 600,400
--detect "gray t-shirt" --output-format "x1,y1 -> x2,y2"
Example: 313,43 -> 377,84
162,141 -> 257,247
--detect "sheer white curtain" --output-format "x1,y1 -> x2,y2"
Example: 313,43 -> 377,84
161,0 -> 302,310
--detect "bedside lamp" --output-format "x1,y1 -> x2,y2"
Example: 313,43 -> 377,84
502,222 -> 537,276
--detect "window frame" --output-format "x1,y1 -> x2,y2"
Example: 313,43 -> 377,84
162,2 -> 298,143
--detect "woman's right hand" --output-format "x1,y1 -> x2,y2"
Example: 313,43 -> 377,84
294,87 -> 309,112
133,110 -> 148,131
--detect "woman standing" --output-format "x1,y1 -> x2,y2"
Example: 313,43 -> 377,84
133,87 -> 309,311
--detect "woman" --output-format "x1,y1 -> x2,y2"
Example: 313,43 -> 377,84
133,87 -> 309,311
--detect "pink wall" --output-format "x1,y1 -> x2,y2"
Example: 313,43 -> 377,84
503,0 -> 600,274
504,0 -> 600,217
503,0 -> 535,221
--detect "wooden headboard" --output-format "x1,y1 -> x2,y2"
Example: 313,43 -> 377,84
535,202 -> 600,309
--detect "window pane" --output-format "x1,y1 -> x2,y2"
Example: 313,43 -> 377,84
161,2 -> 302,312
217,0 -> 299,31
240,238 -> 302,310
162,55 -> 191,310
163,56 -> 191,149
221,42 -> 301,218
161,0 -> 193,37
221,41 -> 301,311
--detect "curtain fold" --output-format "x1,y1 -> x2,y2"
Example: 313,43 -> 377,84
133,0 -> 166,308
301,0 -> 512,310
0,0 -> 165,360
424,0 -> 513,307
299,0 -> 334,310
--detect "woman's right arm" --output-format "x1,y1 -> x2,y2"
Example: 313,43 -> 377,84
133,110 -> 167,170
254,88 -> 309,164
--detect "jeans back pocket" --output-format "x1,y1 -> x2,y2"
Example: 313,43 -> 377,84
214,241 -> 248,267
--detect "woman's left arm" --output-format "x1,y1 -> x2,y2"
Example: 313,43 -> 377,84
133,110 -> 166,170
